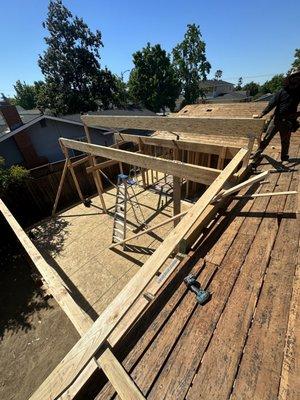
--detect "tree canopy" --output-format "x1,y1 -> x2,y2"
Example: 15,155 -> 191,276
261,74 -> 285,94
13,80 -> 44,110
128,43 -> 181,113
38,0 -> 118,115
243,81 -> 260,96
172,24 -> 211,106
214,70 -> 223,80
291,48 -> 300,71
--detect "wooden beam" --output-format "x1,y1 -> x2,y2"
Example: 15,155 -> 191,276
97,349 -> 145,400
115,132 -> 240,157
234,191 -> 298,199
81,115 -> 265,138
29,148 -> 247,400
70,155 -> 90,168
86,159 -> 119,173
60,138 -> 222,186
109,211 -> 188,249
213,170 -> 270,202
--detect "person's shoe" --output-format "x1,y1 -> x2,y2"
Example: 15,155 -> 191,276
281,155 -> 289,162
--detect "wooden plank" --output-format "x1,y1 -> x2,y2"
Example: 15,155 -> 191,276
60,138 -> 223,186
86,159 -> 120,173
147,150 -> 284,400
109,211 -> 188,249
81,115 -> 265,138
213,170 -> 270,202
29,148 -> 247,400
70,155 -> 90,168
231,161 -> 300,400
51,158 -> 69,216
115,132 -> 240,157
234,190 -> 298,199
97,349 -> 145,400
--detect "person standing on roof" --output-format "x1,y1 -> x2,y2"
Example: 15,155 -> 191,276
254,69 -> 300,161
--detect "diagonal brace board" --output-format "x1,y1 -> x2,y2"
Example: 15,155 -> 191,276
60,138 -> 222,186
29,147 -> 247,400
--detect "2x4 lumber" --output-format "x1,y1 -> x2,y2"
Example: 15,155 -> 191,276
52,158 -> 69,216
70,155 -> 90,168
234,190 -> 298,199
115,132 -> 240,157
60,138 -> 223,186
81,115 -> 265,138
30,147 -> 247,400
97,349 -> 145,400
109,211 -> 188,249
86,159 -> 120,173
213,170 -> 270,202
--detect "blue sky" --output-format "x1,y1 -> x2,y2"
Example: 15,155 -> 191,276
0,0 -> 299,96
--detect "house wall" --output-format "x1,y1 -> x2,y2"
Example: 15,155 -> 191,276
0,137 -> 24,167
0,119 -> 114,167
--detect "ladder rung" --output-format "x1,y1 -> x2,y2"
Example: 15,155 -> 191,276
116,212 -> 124,218
113,228 -> 124,235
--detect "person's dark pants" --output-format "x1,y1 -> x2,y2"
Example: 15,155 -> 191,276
259,118 -> 292,161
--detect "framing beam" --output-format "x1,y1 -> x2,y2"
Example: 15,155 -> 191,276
60,138 -> 222,186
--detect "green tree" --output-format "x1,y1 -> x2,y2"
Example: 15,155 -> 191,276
243,81 -> 260,96
0,157 -> 29,196
214,70 -> 223,80
172,24 -> 211,106
236,77 -> 243,90
38,0 -> 117,115
290,48 -> 300,71
128,43 -> 181,113
13,80 -> 44,110
261,74 -> 285,93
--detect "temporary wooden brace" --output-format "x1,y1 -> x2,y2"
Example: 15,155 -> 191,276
109,210 -> 188,249
52,144 -> 86,216
83,124 -> 107,213
234,191 -> 298,199
86,159 -> 120,173
212,170 -> 270,202
29,148 -> 247,400
60,138 -> 223,186
81,115 -> 265,138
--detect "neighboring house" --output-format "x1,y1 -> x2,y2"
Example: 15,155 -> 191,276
0,105 -> 41,135
0,102 -> 157,169
206,90 -> 251,103
199,79 -> 235,98
0,101 -> 113,168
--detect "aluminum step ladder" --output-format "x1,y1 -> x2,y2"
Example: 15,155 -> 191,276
112,173 -> 147,248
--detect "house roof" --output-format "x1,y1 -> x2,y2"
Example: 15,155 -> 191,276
0,115 -> 110,144
199,79 -> 234,87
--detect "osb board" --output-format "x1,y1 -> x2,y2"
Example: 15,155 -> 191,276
31,176 -> 191,318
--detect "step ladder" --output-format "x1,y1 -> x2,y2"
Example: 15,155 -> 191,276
112,173 -> 147,248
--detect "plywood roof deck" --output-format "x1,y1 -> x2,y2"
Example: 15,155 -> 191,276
92,132 -> 300,400
31,174 -> 192,316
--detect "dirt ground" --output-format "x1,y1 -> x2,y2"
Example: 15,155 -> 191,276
0,234 -> 78,400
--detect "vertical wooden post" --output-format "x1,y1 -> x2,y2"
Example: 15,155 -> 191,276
138,138 -> 147,188
115,132 -> 124,175
217,146 -> 227,170
243,134 -> 256,168
83,124 -> 107,213
173,148 -> 181,227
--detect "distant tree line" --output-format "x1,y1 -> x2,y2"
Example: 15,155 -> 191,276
6,0 -> 300,115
